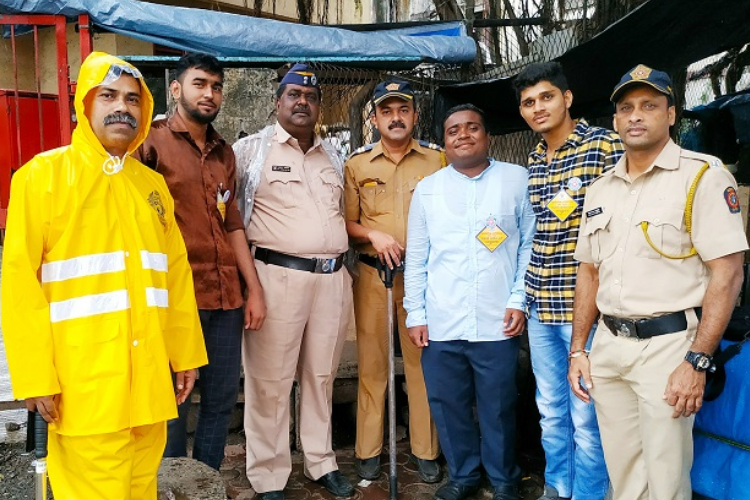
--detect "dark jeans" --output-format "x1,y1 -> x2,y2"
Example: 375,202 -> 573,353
421,338 -> 521,488
164,307 -> 244,470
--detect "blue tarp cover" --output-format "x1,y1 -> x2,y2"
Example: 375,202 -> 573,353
693,339 -> 750,500
0,0 -> 476,65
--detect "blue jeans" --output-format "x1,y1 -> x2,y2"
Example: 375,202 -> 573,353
164,307 -> 243,470
527,305 -> 608,500
421,338 -> 521,489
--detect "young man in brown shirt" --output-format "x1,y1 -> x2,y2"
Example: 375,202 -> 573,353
135,53 -> 266,470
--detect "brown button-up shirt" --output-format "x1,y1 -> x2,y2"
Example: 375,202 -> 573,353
246,123 -> 348,258
134,112 -> 244,310
575,139 -> 748,319
344,139 -> 444,256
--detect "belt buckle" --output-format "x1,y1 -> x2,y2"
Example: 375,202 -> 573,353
315,258 -> 337,274
614,317 -> 639,339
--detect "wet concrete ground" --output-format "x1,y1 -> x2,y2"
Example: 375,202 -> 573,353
219,437 -> 545,500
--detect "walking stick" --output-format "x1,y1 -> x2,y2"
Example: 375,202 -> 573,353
34,412 -> 49,500
378,261 -> 404,500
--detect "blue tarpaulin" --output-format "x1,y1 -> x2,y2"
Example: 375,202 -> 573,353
0,0 -> 476,66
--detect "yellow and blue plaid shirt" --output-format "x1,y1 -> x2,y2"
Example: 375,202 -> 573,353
525,119 -> 624,324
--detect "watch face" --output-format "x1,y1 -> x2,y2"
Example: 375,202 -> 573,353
698,357 -> 711,369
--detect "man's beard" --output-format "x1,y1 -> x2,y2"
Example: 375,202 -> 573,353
181,95 -> 219,125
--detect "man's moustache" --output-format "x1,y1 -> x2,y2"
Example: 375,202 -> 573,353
103,113 -> 137,129
389,122 -> 406,130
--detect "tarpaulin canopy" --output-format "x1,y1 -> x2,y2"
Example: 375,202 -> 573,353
435,0 -> 750,136
0,0 -> 476,67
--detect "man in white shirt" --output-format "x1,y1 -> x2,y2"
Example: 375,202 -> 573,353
404,104 -> 536,500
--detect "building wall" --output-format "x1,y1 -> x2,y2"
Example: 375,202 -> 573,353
0,23 -> 79,95
217,0 -> 372,24
148,0 -> 372,23
0,0 -> 372,95
0,25 -> 150,95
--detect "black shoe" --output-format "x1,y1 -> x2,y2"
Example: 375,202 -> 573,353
412,455 -> 443,483
493,484 -> 519,500
434,481 -> 480,500
256,491 -> 284,500
315,470 -> 355,498
356,456 -> 381,480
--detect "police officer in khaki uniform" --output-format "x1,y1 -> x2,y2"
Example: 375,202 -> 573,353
568,65 -> 748,500
233,64 -> 354,500
344,79 -> 443,482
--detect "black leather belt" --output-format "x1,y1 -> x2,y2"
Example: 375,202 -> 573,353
359,253 -> 379,269
602,310 -> 689,340
254,246 -> 344,274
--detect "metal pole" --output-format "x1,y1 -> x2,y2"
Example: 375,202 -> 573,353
379,262 -> 403,500
34,412 -> 49,500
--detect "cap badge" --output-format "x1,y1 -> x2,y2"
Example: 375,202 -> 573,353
630,64 -> 652,81
386,83 -> 400,91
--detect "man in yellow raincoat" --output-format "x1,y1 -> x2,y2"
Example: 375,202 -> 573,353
1,52 -> 208,499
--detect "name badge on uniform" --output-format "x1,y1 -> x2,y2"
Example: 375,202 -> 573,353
217,183 -> 230,221
547,188 -> 578,222
476,214 -> 507,252
272,165 -> 291,173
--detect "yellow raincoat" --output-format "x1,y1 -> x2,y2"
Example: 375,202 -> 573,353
1,52 -> 207,437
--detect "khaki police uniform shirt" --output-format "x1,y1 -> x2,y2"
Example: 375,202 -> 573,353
246,123 -> 348,258
574,139 -> 749,319
344,139 -> 443,256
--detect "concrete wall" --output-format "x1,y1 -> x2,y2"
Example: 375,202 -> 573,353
212,68 -> 279,143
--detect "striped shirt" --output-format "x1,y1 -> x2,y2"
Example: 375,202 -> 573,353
525,119 -> 624,324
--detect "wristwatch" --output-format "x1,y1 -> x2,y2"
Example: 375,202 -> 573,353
685,351 -> 713,372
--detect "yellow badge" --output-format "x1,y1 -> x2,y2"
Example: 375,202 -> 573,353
630,64 -> 652,80
547,189 -> 578,222
217,184 -> 230,221
476,215 -> 507,252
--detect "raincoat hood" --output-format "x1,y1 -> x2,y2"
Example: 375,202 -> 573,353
73,51 -> 153,159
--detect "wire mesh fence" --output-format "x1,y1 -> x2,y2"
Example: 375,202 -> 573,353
200,48 -> 750,171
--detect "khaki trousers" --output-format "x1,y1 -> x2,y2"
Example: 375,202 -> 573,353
353,262 -> 439,460
589,319 -> 695,500
47,422 -> 166,500
243,261 -> 352,493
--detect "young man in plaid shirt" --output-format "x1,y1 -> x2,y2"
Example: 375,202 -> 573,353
515,62 -> 623,500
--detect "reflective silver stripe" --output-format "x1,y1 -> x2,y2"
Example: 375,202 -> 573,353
140,251 -> 168,272
41,252 -> 126,283
145,287 -> 169,308
49,290 -> 130,323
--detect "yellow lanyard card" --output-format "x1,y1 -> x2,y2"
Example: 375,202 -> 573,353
476,215 -> 507,252
547,189 -> 578,222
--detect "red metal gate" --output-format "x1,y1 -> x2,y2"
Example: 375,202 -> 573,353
0,14 -> 92,235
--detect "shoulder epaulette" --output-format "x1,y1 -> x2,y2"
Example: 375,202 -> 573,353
348,143 -> 375,160
680,150 -> 724,170
418,139 -> 444,152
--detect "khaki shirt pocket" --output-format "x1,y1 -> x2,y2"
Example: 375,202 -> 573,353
320,170 -> 344,213
580,211 -> 614,262
360,182 -> 388,216
634,206 -> 686,259
266,168 -> 304,209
